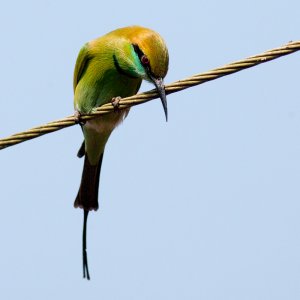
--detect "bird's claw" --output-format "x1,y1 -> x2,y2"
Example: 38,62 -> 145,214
74,110 -> 86,125
111,96 -> 122,111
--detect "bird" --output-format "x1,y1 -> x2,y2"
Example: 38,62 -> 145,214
73,26 -> 169,280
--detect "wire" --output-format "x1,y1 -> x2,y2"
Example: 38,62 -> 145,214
0,40 -> 299,150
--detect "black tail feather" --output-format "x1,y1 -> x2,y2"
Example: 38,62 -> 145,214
74,153 -> 103,211
75,152 -> 104,280
83,210 -> 90,280
77,141 -> 85,158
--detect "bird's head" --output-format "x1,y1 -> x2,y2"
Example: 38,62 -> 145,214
109,26 -> 169,120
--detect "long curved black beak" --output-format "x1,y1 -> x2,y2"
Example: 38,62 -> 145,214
151,77 -> 168,122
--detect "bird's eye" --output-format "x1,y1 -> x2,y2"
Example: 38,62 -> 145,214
141,55 -> 149,66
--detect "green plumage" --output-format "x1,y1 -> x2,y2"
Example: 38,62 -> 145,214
73,25 -> 169,280
74,41 -> 142,113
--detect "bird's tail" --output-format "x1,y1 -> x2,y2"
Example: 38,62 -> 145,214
74,152 -> 103,211
74,152 -> 104,280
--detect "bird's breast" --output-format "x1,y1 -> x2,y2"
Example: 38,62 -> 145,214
84,108 -> 130,135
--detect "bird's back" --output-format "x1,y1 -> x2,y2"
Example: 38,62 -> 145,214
73,31 -> 142,113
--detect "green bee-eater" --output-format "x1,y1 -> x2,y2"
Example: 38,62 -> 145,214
73,26 -> 169,279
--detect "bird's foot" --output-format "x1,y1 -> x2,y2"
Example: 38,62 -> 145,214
74,110 -> 86,125
111,96 -> 122,111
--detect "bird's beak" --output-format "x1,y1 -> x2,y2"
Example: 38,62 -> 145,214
151,77 -> 168,122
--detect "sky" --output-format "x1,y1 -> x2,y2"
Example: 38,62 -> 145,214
0,0 -> 300,299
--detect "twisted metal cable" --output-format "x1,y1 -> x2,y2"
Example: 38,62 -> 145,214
1,40 -> 300,150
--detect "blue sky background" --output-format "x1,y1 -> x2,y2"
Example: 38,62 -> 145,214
0,0 -> 300,299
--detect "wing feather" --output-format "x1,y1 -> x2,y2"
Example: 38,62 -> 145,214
73,43 -> 90,93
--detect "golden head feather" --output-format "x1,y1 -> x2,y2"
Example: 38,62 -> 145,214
104,26 -> 169,79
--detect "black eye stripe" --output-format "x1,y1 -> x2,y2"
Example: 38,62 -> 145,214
132,44 -> 144,60
132,44 -> 154,77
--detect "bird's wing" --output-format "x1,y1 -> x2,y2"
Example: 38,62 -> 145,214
73,43 -> 90,93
